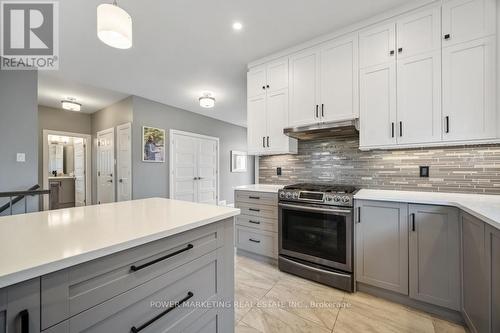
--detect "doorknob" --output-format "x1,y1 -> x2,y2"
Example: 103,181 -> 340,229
107,180 -> 113,183
119,179 -> 123,183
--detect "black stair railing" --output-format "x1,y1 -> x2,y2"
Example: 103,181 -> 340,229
0,185 -> 51,215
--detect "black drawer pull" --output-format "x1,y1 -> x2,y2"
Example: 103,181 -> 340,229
248,208 -> 260,212
130,244 -> 194,272
248,196 -> 260,200
249,220 -> 261,225
249,238 -> 261,243
19,309 -> 29,333
130,291 -> 194,333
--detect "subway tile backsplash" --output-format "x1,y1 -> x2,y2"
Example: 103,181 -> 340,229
259,137 -> 500,194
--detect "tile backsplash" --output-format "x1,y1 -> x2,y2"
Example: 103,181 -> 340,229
259,137 -> 500,194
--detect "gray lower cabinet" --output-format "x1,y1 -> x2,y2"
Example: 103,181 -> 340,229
355,200 -> 409,294
409,205 -> 460,310
488,226 -> 500,333
462,212 -> 489,333
0,279 -> 40,333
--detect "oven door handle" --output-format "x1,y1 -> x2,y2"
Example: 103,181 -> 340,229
278,203 -> 352,215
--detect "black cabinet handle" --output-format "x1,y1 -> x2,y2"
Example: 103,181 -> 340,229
411,213 -> 416,232
262,137 -> 266,148
130,244 -> 193,272
248,196 -> 260,200
357,207 -> 361,223
321,104 -> 324,118
391,122 -> 395,138
266,85 -> 270,89
315,105 -> 319,118
390,50 -> 395,56
130,291 -> 194,333
444,34 -> 451,40
249,238 -> 261,243
262,86 -> 266,90
249,220 -> 261,225
399,121 -> 403,137
267,136 -> 270,148
249,208 -> 260,212
445,116 -> 450,133
18,309 -> 29,333
398,47 -> 403,53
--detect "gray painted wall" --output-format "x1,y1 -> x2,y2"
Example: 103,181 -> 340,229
0,70 -> 39,214
131,96 -> 254,204
37,105 -> 92,186
90,97 -> 133,203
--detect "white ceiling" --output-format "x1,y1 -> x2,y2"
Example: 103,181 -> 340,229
39,0 -> 414,127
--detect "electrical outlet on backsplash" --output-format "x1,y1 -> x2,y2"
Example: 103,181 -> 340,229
258,137 -> 500,194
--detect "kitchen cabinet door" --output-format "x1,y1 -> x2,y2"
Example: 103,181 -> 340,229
487,225 -> 500,333
359,62 -> 397,148
247,66 -> 266,99
266,89 -> 296,155
396,6 -> 441,59
409,205 -> 460,310
266,59 -> 288,94
355,200 -> 409,295
442,0 -> 496,47
247,96 -> 267,155
442,36 -> 496,142
289,49 -> 320,127
359,22 -> 396,69
1,279 -> 40,333
319,34 -> 359,122
396,51 -> 442,145
462,212 -> 489,333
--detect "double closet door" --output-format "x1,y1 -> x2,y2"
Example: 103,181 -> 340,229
170,130 -> 219,205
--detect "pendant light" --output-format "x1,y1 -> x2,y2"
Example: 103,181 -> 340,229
97,0 -> 132,49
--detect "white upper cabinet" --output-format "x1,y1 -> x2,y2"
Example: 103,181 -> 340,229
247,59 -> 297,155
442,0 -> 496,47
289,49 -> 320,127
319,35 -> 359,122
396,7 -> 441,58
359,22 -> 396,68
442,36 -> 496,141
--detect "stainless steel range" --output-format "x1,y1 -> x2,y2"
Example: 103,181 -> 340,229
278,183 -> 357,292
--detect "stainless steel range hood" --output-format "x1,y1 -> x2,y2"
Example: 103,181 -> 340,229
284,119 -> 359,140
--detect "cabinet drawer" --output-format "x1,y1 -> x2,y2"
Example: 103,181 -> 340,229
236,226 -> 277,258
236,215 -> 278,233
235,202 -> 278,219
43,252 -> 219,333
41,223 -> 222,330
235,191 -> 278,207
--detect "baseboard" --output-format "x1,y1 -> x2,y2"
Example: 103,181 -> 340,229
356,282 -> 465,325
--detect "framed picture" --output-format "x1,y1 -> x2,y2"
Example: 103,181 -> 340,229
231,150 -> 247,173
142,126 -> 165,162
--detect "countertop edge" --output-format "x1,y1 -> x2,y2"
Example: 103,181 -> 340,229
354,190 -> 500,231
0,209 -> 239,289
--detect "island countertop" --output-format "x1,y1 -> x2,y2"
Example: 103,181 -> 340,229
234,184 -> 284,193
0,198 -> 240,289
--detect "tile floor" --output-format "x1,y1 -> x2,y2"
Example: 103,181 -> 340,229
234,254 -> 467,333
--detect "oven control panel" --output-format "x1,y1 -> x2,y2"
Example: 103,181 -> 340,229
279,190 -> 352,207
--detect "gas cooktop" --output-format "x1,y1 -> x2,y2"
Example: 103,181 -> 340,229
279,183 -> 358,207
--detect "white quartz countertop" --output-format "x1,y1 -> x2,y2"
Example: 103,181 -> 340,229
234,184 -> 284,193
355,189 -> 500,230
0,198 -> 240,289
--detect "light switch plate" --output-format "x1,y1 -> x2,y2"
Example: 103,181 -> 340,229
16,153 -> 26,162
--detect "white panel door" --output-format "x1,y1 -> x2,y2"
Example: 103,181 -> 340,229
359,62 -> 397,148
442,0 -> 496,47
289,49 -> 320,127
247,66 -> 266,99
97,128 -> 115,204
74,139 -> 86,207
266,89 -> 289,154
171,134 -> 198,202
359,22 -> 396,68
397,51 -> 442,145
319,35 -> 359,122
266,59 -> 288,93
247,95 -> 268,154
197,138 -> 218,205
117,123 -> 132,202
396,6 -> 441,59
442,36 -> 496,141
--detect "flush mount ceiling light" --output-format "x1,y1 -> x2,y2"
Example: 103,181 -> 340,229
97,1 -> 133,49
232,22 -> 243,31
61,98 -> 82,112
199,92 -> 216,109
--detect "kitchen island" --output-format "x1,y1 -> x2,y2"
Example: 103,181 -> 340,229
0,198 -> 240,333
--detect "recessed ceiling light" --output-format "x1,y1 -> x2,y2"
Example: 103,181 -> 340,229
199,92 -> 215,109
61,98 -> 82,112
232,22 -> 243,31
97,1 -> 133,49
